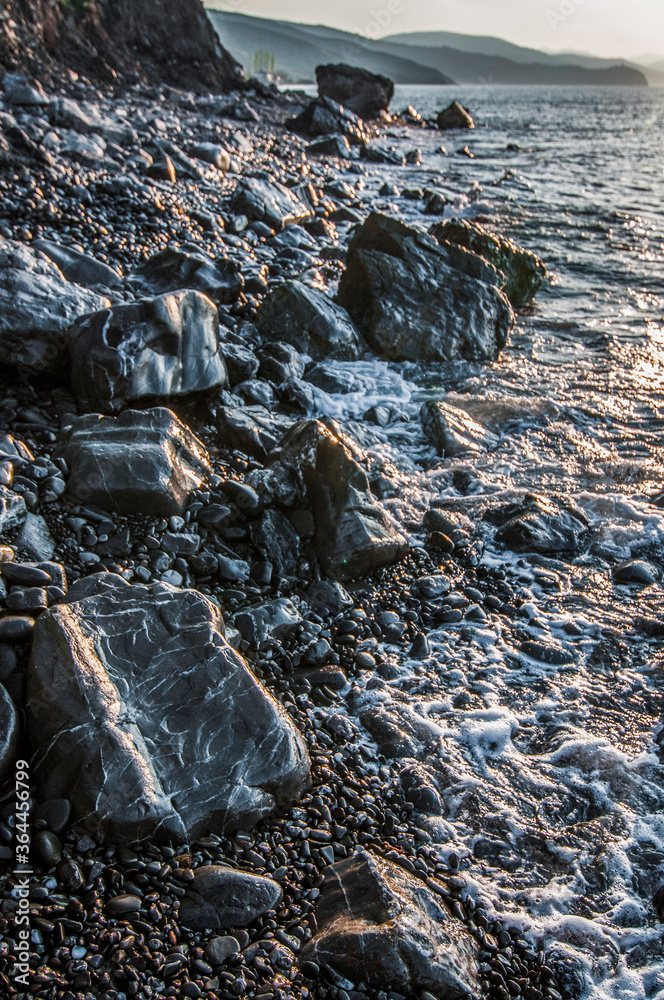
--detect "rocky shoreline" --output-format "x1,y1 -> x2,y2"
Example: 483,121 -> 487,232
0,56 -> 613,1000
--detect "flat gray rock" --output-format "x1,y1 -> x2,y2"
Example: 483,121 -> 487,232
0,240 -> 110,372
337,213 -> 513,363
27,574 -> 311,843
59,407 -> 211,516
69,291 -> 228,413
301,851 -> 478,997
180,866 -> 283,930
255,281 -> 361,361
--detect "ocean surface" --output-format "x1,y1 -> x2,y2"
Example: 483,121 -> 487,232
299,85 -> 664,1000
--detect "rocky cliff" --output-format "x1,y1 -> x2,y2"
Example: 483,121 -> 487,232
0,0 -> 243,91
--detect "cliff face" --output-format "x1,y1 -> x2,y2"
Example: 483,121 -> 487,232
0,0 -> 243,91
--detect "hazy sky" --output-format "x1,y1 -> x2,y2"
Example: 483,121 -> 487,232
206,1 -> 664,61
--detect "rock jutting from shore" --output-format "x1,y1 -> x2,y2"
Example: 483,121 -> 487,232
316,63 -> 395,118
437,100 -> 475,130
27,573 -> 311,842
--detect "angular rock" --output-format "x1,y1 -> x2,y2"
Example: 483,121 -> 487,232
316,64 -> 394,118
437,101 -> 474,130
489,494 -> 589,555
59,408 -> 210,516
221,342 -> 259,385
191,142 -> 231,171
301,851 -> 478,997
230,178 -> 314,232
255,281 -> 361,361
307,134 -> 352,159
128,247 -> 244,306
27,573 -> 311,842
3,74 -> 49,107
0,683 -> 18,784
291,97 -> 368,147
69,291 -> 227,413
33,239 -> 123,291
430,219 -> 546,305
250,509 -> 301,577
0,487 -> 27,536
269,419 -> 407,580
17,514 -> 55,561
180,866 -> 283,931
421,400 -> 499,457
216,405 -> 292,461
0,240 -> 110,373
235,599 -> 302,645
337,213 -> 513,362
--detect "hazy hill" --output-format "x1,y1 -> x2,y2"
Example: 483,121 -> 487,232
208,11 -> 648,88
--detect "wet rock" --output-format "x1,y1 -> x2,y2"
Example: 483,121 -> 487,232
0,616 -> 34,641
216,405 -> 292,461
28,573 -> 311,842
316,64 -> 394,118
301,850 -> 478,997
191,142 -> 231,171
421,400 -> 499,457
17,514 -> 55,561
0,487 -> 27,535
307,134 -> 352,159
653,886 -> 664,921
306,580 -> 352,616
255,281 -> 361,361
431,218 -> 546,305
520,640 -> 575,665
490,494 -> 589,555
250,509 -> 300,577
437,101 -> 474,130
221,342 -> 259,385
69,291 -> 227,413
230,177 -> 314,231
235,598 -> 302,644
613,559 -> 660,585
258,341 -> 305,385
205,935 -> 241,964
128,247 -> 244,306
270,419 -> 407,580
0,683 -> 18,783
59,407 -> 210,516
291,96 -> 368,147
0,239 -> 110,373
361,142 -> 405,166
33,239 -> 123,291
106,894 -> 142,916
337,213 -> 513,362
304,363 -> 359,395
181,866 -> 283,931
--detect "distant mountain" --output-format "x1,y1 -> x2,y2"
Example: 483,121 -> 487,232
207,12 -> 648,88
207,12 -> 453,85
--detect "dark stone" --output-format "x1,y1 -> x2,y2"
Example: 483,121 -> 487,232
191,143 -> 231,171
613,560 -> 659,585
0,683 -> 18,783
69,291 -> 228,414
291,97 -> 368,147
32,239 -> 123,291
316,64 -> 394,118
0,239 -> 109,373
258,342 -> 306,385
268,419 -> 407,580
230,178 -> 314,231
221,343 -> 259,386
0,615 -> 34,641
255,281 -> 361,361
421,400 -> 498,457
250,509 -> 300,577
430,219 -> 546,305
304,363 -> 359,395
180,866 -> 283,931
336,213 -> 513,362
0,563 -> 51,586
6,587 -> 48,613
490,494 -> 589,555
34,798 -> 71,834
301,851 -> 478,997
32,830 -> 63,867
520,641 -> 575,665
436,102 -> 474,130
128,248 -> 244,306
59,408 -> 211,516
216,405 -> 292,461
653,886 -> 664,920
0,488 -> 27,535
28,573 -> 311,843
307,134 -> 352,159
306,580 -> 352,616
235,599 -> 302,644
361,143 -> 405,165
106,894 -> 142,916
205,935 -> 241,964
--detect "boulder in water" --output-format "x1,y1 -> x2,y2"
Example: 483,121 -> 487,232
421,400 -> 499,457
59,407 -> 210,516
431,218 -> 546,305
69,291 -> 227,413
436,101 -> 474,130
255,281 -> 361,361
337,213 -> 513,362
300,850 -> 478,997
27,573 -> 310,843
489,493 -> 589,555
316,63 -> 394,118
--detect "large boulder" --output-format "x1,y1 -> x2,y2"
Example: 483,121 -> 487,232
59,407 -> 210,516
255,281 -> 361,361
421,400 -> 499,457
268,419 -> 407,580
301,851 -> 478,998
230,178 -> 314,231
336,213 -> 514,362
0,240 -> 110,373
128,248 -> 244,306
27,573 -> 311,843
436,101 -> 474,130
430,219 -> 546,306
316,64 -> 394,118
291,96 -> 368,147
489,494 -> 589,555
69,291 -> 227,414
